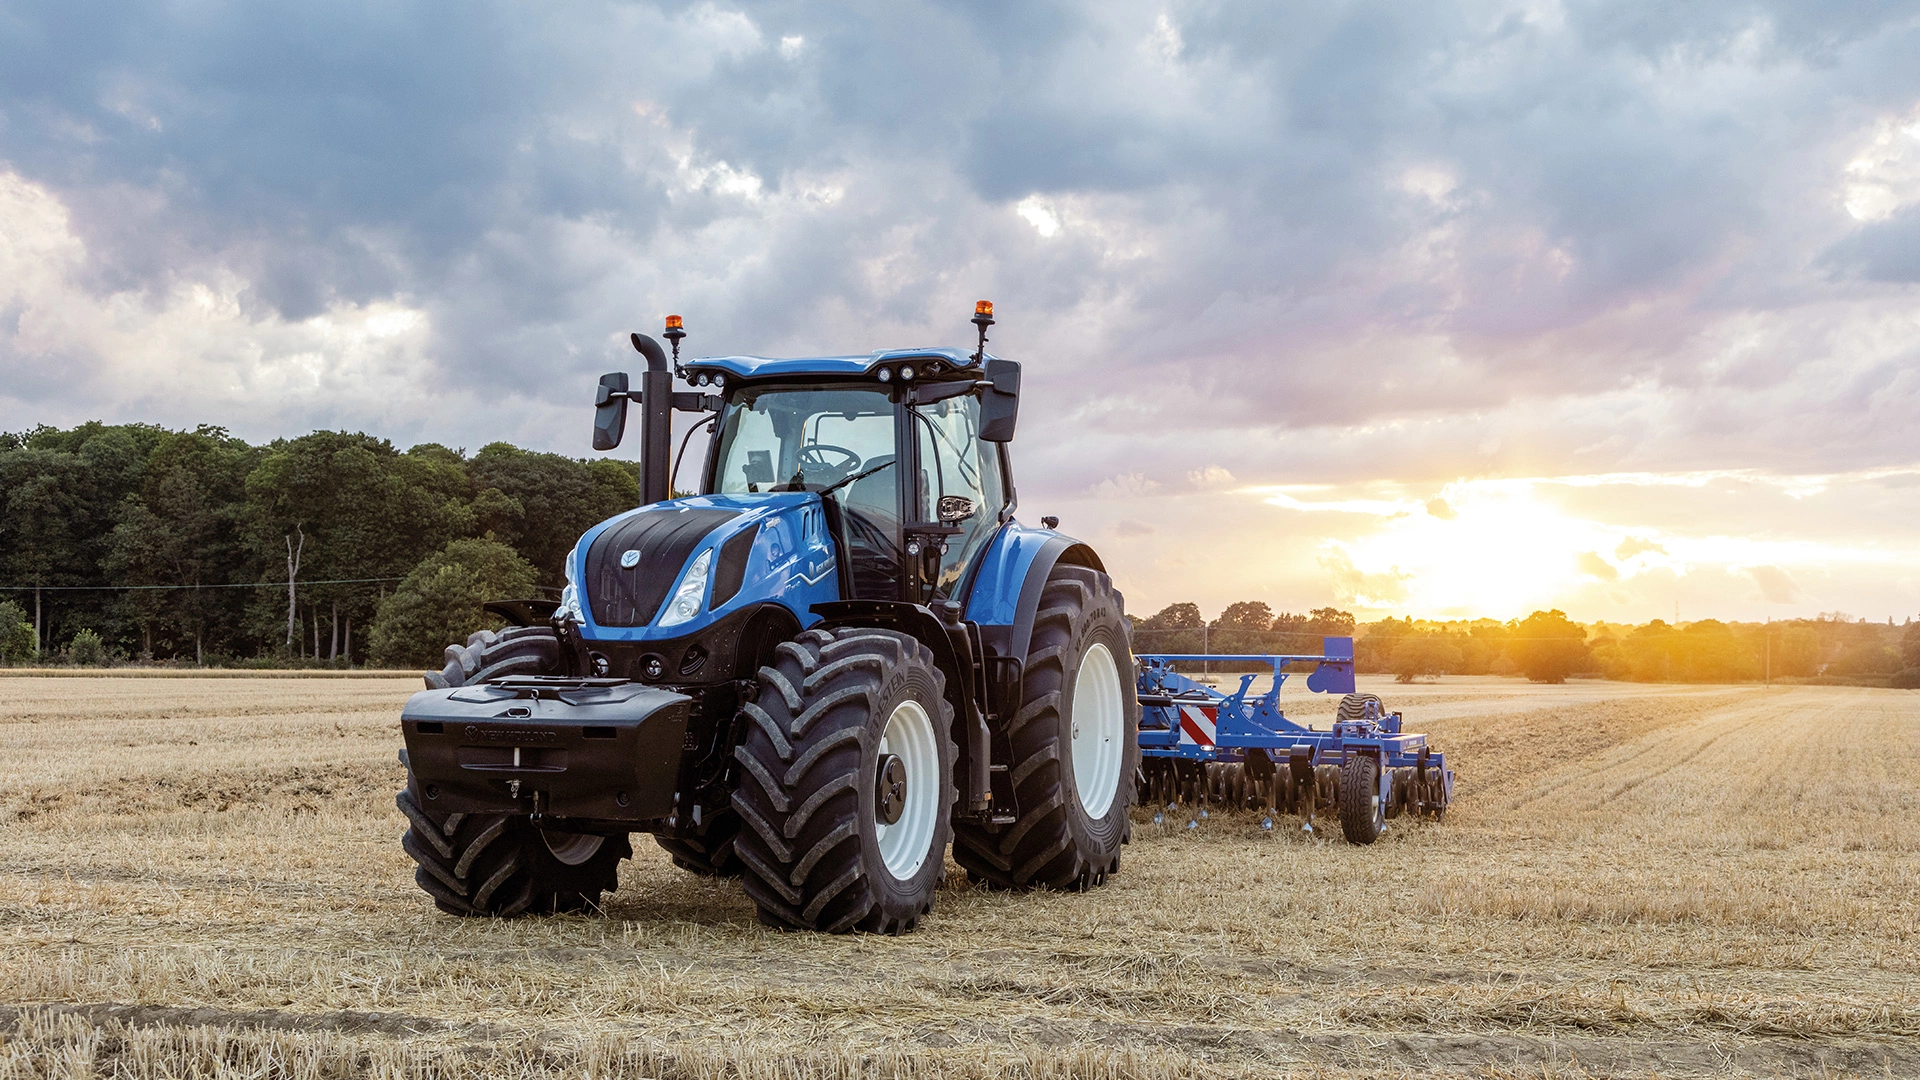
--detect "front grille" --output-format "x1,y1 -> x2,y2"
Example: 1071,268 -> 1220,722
585,507 -> 738,626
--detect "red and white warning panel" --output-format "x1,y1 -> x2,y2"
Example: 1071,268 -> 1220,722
1177,704 -> 1218,747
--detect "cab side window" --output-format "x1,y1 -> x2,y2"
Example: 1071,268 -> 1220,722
913,394 -> 1005,599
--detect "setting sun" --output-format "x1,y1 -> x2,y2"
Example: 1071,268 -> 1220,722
1306,481 -> 1618,618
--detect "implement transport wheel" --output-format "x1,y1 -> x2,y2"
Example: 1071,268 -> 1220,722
731,627 -> 955,934
954,565 -> 1139,890
654,808 -> 743,877
396,784 -> 630,917
1338,753 -> 1385,844
1336,692 -> 1385,725
426,625 -> 561,689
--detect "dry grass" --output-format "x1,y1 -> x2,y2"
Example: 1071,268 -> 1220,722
1,675 -> 1915,1078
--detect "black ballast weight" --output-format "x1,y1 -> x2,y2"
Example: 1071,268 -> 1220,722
401,677 -> 690,822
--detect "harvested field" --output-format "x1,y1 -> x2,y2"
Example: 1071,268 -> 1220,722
1,675 -> 1915,1078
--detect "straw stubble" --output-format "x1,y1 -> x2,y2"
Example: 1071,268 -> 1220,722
1,675 -> 1914,1077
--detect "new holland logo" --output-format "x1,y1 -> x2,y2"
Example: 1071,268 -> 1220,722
619,549 -> 641,569
464,725 -> 560,743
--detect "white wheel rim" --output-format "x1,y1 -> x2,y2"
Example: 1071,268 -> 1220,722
875,698 -> 940,881
1070,642 -> 1125,819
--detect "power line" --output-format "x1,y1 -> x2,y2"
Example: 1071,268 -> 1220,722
0,576 -> 406,593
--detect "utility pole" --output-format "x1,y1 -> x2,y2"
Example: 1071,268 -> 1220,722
33,584 -> 41,659
1765,618 -> 1770,687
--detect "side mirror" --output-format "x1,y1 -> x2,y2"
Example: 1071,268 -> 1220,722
593,372 -> 629,451
979,358 -> 1020,442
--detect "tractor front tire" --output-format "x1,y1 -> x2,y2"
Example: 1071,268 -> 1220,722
654,809 -> 743,876
954,565 -> 1138,890
1338,753 -> 1385,844
425,625 -> 561,689
731,627 -> 956,934
397,785 -> 629,916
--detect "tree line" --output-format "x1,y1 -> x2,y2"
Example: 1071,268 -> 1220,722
0,422 -> 640,668
1134,602 -> 1920,687
6,421 -> 1915,686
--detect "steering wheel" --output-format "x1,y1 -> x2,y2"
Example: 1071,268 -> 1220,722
797,443 -> 861,485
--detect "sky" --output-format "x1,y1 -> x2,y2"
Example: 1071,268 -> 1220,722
2,0 -> 1917,625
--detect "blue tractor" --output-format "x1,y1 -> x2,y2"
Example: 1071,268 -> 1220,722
396,304 -> 1138,934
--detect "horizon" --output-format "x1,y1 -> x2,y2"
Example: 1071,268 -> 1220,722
3,3 -> 1917,625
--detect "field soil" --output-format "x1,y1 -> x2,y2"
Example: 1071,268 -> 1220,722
1,675 -> 1914,1078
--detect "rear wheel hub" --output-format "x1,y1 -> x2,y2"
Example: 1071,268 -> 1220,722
875,753 -> 907,826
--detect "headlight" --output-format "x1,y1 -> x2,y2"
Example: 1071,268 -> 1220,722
657,549 -> 712,628
556,549 -> 584,623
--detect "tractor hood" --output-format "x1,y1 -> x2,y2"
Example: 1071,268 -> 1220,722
565,493 -> 839,639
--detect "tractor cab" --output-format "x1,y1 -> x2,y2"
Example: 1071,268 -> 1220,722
692,348 -> 1014,606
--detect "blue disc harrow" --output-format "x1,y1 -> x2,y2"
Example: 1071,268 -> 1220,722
1134,637 -> 1454,843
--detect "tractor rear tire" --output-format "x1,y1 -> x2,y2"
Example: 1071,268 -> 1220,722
731,627 -> 955,934
425,625 -> 562,688
396,785 -> 629,916
654,808 -> 743,876
953,565 -> 1138,890
1338,753 -> 1385,844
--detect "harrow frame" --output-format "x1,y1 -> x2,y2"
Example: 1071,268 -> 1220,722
1133,636 -> 1454,834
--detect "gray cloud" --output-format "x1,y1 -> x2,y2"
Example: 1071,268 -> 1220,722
2,0 -> 1919,503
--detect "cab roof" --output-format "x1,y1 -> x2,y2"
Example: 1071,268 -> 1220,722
682,347 -> 998,381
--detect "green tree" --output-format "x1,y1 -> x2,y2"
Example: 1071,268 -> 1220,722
1508,610 -> 1590,683
1140,603 -> 1202,629
1391,633 -> 1464,683
105,427 -> 258,663
69,629 -> 107,666
1211,601 -> 1273,631
467,443 -> 640,585
369,539 -> 538,668
0,600 -> 35,662
1460,622 -> 1510,674
1903,621 -> 1920,670
1355,617 -> 1414,673
246,433 -> 476,660
1134,602 -> 1204,654
1304,607 -> 1357,638
0,423 -> 166,656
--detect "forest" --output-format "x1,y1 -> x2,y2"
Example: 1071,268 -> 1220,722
0,422 -> 638,668
3,421 -> 1916,685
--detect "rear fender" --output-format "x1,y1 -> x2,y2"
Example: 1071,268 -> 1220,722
963,523 -> 1107,672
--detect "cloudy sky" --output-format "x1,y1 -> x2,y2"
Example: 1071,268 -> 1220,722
3,1 -> 1917,623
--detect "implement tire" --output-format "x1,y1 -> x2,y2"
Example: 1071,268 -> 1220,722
654,809 -> 743,876
954,565 -> 1138,890
396,784 -> 629,917
731,627 -> 955,934
1337,692 -> 1385,725
425,625 -> 561,689
1338,753 -> 1385,845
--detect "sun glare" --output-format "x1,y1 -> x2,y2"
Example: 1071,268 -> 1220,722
1324,482 -> 1619,617
1251,471 -> 1919,620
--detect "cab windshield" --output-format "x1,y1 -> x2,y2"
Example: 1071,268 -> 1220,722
709,385 -> 895,494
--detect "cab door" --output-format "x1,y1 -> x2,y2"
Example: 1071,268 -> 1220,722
909,391 -> 1006,603
821,392 -> 911,601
